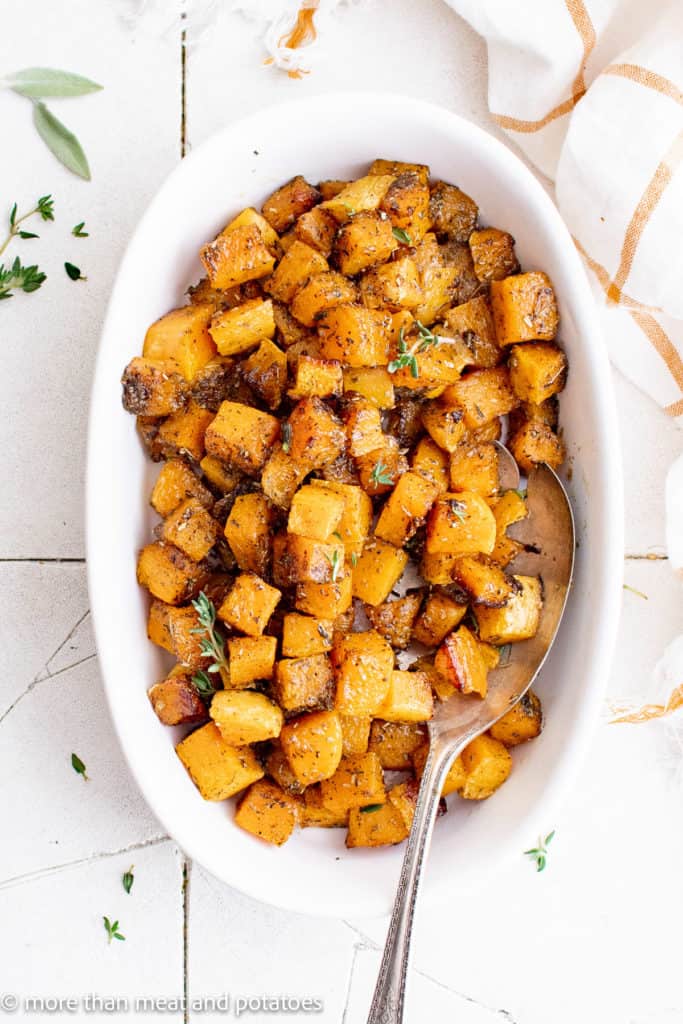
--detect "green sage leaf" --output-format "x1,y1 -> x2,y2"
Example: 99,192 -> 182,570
33,102 -> 91,180
7,67 -> 102,99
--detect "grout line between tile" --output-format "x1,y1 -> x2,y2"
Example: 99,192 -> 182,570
182,858 -> 191,1024
340,943 -> 363,1024
0,557 -> 86,564
180,2 -> 187,158
0,834 -> 170,891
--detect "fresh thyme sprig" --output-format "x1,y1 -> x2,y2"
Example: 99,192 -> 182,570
190,591 -> 228,696
0,194 -> 54,258
524,830 -> 555,872
369,460 -> 393,487
325,547 -> 343,582
0,257 -> 46,300
387,322 -> 442,378
103,916 -> 125,943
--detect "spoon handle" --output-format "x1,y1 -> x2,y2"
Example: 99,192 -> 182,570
366,741 -> 457,1024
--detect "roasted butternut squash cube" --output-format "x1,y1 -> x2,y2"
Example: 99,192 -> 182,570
137,541 -> 208,605
143,303 -> 217,382
508,343 -> 567,405
343,396 -> 385,457
205,400 -> 280,475
364,592 -> 423,649
294,205 -> 338,256
340,715 -> 372,756
234,779 -> 299,846
369,720 -> 427,770
274,653 -> 334,714
412,233 -> 460,325
121,357 -> 187,417
218,573 -> 281,637
460,733 -> 512,799
412,590 -> 467,646
209,297 -> 275,357
411,437 -> 450,493
442,295 -> 500,369
280,710 -> 343,785
280,534 -> 344,584
288,484 -> 345,541
296,566 -> 353,619
469,228 -> 519,282
359,256 -> 422,311
290,355 -> 343,399
224,493 -> 272,576
380,171 -> 432,244
332,629 -> 394,715
378,670 -> 434,722
151,459 -> 212,518
452,553 -> 520,607
287,397 -> 346,468
444,366 -> 518,430
160,497 -> 219,562
449,441 -> 499,497
310,479 -> 372,559
156,401 -> 214,462
435,625 -> 489,697
413,743 -> 467,796
419,550 -> 460,586
351,539 -> 408,606
474,574 -> 542,643
376,471 -> 440,547
210,690 -> 283,745
226,635 -> 277,687
261,446 -> 309,509
301,784 -> 348,827
369,158 -> 429,184
148,667 -> 207,726
282,614 -> 334,658
490,271 -> 559,345
266,240 -> 328,304
200,223 -> 275,290
490,489 -> 528,566
343,366 -> 395,408
321,174 -> 396,222
262,175 -> 321,233
148,600 -> 203,667
346,802 -> 408,848
428,181 -> 478,242
190,356 -> 244,411
421,395 -> 467,453
388,332 -> 467,391
224,206 -> 280,248
241,338 -> 287,410
319,751 -> 386,813
318,304 -> 391,367
356,439 -> 407,497
426,492 -> 496,556
176,722 -> 264,801
265,743 -> 306,796
333,211 -> 397,276
197,455 -> 240,494
290,271 -> 358,326
490,690 -> 543,746
508,419 -> 565,473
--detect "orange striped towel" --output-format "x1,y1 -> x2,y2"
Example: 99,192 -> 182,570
447,0 -> 683,420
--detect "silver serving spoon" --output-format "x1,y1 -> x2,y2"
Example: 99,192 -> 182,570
367,451 -> 575,1024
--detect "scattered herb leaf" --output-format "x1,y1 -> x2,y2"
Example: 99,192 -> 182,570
369,460 -> 393,487
33,102 -> 92,180
281,422 -> 292,454
18,230 -> 39,239
191,669 -> 218,700
392,226 -> 412,245
360,804 -> 384,814
72,221 -> 89,237
122,867 -> 134,895
5,67 -> 103,99
524,830 -> 555,872
513,488 -> 528,500
387,322 -> 441,378
497,643 -> 512,666
103,916 -> 125,943
623,583 -> 648,600
64,261 -> 85,281
350,552 -> 359,568
448,498 -> 467,523
71,752 -> 89,781
325,548 -> 342,582
0,195 -> 54,261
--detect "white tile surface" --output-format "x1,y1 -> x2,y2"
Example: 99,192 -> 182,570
1,1 -> 682,1021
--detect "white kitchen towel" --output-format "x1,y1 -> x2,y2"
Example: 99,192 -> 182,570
443,0 -> 683,421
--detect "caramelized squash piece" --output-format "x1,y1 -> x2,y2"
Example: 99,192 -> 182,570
234,779 -> 299,846
176,723 -> 264,801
